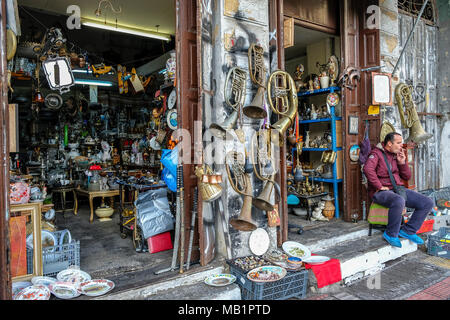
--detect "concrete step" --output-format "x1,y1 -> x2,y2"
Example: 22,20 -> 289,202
93,262 -> 241,300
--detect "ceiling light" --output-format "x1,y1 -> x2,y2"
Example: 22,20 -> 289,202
82,20 -> 171,41
75,79 -> 113,87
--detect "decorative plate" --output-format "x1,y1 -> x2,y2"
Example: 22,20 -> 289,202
204,274 -> 236,287
12,281 -> 32,299
44,93 -> 63,110
349,144 -> 360,162
57,268 -> 91,285
26,230 -> 57,252
168,89 -> 176,109
59,229 -> 72,246
167,109 -> 178,130
249,228 -> 270,256
49,282 -> 81,299
247,266 -> 287,283
31,276 -> 57,287
14,285 -> 51,300
282,241 -> 311,259
79,279 -> 115,297
302,255 -> 331,265
326,92 -> 340,106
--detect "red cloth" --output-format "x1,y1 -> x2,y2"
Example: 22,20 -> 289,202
304,254 -> 342,288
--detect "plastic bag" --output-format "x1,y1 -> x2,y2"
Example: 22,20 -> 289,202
162,167 -> 177,192
161,145 -> 178,177
135,188 -> 174,239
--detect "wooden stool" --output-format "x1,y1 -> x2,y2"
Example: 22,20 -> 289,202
368,202 -> 406,236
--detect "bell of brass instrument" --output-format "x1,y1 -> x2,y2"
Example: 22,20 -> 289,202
267,70 -> 298,143
210,67 -> 247,139
226,151 -> 257,231
243,44 -> 268,119
395,83 -> 432,144
195,165 -> 222,202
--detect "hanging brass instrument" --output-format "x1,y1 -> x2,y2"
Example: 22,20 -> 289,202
195,165 -> 223,202
395,83 -> 432,144
243,44 -> 268,119
226,151 -> 257,231
267,70 -> 298,143
251,128 -> 277,212
210,67 -> 247,139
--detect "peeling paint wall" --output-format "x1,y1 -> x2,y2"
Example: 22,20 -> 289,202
199,0 -> 277,260
380,0 -> 448,191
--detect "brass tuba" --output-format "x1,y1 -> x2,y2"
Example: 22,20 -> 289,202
210,67 -> 247,139
251,127 -> 278,212
226,151 -> 257,231
395,83 -> 432,144
243,43 -> 268,119
267,70 -> 298,144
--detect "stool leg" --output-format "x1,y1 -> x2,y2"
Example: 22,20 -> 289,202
89,196 -> 94,223
369,224 -> 373,236
73,190 -> 78,215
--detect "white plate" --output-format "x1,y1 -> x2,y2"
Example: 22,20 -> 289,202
282,241 -> 311,259
26,230 -> 57,252
79,279 -> 115,296
204,274 -> 236,287
49,282 -> 81,299
167,89 -> 176,109
59,229 -> 72,246
302,255 -> 330,265
167,109 -> 177,130
57,268 -> 91,285
247,266 -> 287,283
14,285 -> 51,300
31,276 -> 57,287
249,228 -> 270,256
12,281 -> 32,298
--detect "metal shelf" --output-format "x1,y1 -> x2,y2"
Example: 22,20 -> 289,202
299,117 -> 342,124
297,86 -> 341,97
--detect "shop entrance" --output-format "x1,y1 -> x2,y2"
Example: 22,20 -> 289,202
4,0 -> 203,299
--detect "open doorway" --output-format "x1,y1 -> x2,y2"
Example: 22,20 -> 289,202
7,0 -> 198,298
283,24 -> 344,235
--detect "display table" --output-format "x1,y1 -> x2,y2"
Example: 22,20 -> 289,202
74,188 -> 120,223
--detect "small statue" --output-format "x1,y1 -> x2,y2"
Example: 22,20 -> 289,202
310,104 -> 317,120
101,141 -> 112,162
313,76 -> 320,90
293,64 -> 306,91
311,201 -> 329,221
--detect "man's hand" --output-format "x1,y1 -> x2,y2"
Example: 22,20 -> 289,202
397,148 -> 406,165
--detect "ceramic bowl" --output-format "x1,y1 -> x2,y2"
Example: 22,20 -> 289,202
287,256 -> 303,267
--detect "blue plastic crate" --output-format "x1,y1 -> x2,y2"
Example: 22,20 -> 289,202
227,262 -> 308,300
27,230 -> 80,277
427,227 -> 450,259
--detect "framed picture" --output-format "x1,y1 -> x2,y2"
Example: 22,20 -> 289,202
372,72 -> 392,105
348,116 -> 359,135
10,203 -> 43,281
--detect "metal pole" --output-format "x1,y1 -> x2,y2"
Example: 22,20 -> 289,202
392,0 -> 429,76
186,187 -> 198,270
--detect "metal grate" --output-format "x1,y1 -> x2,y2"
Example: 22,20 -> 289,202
398,0 -> 436,25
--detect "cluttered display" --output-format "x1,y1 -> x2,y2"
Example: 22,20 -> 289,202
8,27 -> 178,251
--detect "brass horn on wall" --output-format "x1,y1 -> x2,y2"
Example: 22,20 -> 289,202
195,165 -> 222,202
267,70 -> 298,144
243,43 -> 268,120
225,151 -> 257,231
251,127 -> 277,212
395,83 -> 432,144
210,66 -> 247,140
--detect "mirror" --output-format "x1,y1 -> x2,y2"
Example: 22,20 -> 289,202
372,72 -> 392,105
42,57 -> 75,93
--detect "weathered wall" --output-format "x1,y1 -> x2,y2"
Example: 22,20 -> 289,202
200,0 -> 277,260
380,0 -> 447,190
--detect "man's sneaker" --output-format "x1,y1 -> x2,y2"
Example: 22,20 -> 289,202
383,231 -> 402,248
398,229 -> 424,245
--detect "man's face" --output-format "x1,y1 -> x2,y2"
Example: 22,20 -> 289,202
387,135 -> 403,154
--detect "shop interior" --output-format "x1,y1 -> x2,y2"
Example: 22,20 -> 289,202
9,1 -> 184,295
284,24 -> 344,234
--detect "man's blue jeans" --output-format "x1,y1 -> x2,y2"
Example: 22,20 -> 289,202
372,189 -> 434,237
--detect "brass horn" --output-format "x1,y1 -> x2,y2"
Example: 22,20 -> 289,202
395,83 -> 432,144
267,70 -> 298,143
210,67 -> 247,139
243,44 -> 268,119
251,128 -> 276,212
226,151 -> 257,231
195,165 -> 222,202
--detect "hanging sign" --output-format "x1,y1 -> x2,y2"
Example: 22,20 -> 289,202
368,105 -> 380,115
42,56 -> 75,93
372,72 -> 392,105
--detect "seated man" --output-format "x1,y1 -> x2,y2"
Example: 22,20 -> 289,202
363,132 -> 433,248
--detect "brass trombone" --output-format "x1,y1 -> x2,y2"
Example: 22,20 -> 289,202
225,151 -> 257,231
210,67 -> 247,140
243,43 -> 268,119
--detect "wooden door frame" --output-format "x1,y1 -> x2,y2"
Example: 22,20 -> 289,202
0,0 -> 12,300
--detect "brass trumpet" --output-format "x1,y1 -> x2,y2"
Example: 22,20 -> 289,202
226,151 -> 257,231
210,67 -> 247,140
251,128 -> 277,212
395,83 -> 432,144
243,43 -> 268,119
267,70 -> 298,143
